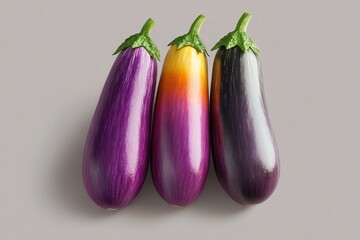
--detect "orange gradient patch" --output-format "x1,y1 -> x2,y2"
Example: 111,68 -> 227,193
157,45 -> 208,104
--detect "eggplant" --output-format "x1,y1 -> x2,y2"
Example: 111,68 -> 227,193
210,13 -> 280,205
82,19 -> 159,210
151,15 -> 209,207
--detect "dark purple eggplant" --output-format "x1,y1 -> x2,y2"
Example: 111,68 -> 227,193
210,13 -> 280,205
82,19 -> 159,210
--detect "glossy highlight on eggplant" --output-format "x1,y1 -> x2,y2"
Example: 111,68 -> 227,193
82,19 -> 159,210
210,13 -> 280,205
151,15 -> 209,207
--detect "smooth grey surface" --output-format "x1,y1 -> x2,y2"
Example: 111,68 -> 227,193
1,0 -> 359,239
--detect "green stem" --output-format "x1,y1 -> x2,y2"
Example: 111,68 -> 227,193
112,18 -> 160,60
211,12 -> 259,54
168,14 -> 207,54
235,12 -> 252,32
139,18 -> 155,36
188,14 -> 206,34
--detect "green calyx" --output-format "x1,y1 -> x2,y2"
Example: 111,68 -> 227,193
113,18 -> 160,61
168,14 -> 207,54
211,12 -> 259,55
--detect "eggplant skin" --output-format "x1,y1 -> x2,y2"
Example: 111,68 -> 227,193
210,47 -> 280,205
151,46 -> 209,207
82,47 -> 157,209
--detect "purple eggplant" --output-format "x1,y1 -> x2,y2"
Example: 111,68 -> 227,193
82,19 -> 159,210
151,15 -> 209,207
210,13 -> 280,205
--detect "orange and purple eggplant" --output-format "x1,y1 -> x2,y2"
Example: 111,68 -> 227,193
151,15 -> 209,207
210,13 -> 280,205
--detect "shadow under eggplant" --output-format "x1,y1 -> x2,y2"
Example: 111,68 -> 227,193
51,109 -> 110,218
189,160 -> 249,216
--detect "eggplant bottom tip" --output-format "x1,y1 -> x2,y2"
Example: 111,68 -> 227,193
170,204 -> 182,208
106,208 -> 119,211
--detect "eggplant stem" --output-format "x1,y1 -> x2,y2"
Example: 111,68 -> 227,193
235,12 -> 252,32
140,18 -> 155,36
188,15 -> 206,34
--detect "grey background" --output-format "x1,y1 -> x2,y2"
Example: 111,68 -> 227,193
1,0 -> 359,239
